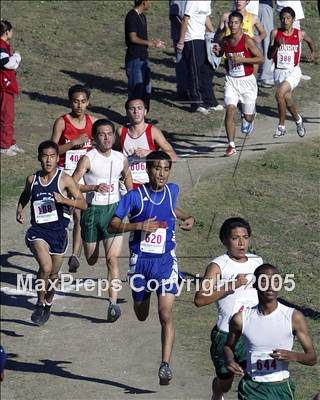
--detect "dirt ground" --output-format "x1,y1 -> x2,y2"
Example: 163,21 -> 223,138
1,102 -> 319,400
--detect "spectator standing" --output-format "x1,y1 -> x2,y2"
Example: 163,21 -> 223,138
177,1 -> 214,113
125,0 -> 165,112
169,0 -> 189,100
0,20 -> 24,156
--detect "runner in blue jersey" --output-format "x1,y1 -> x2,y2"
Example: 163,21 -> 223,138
16,140 -> 87,326
108,150 -> 195,385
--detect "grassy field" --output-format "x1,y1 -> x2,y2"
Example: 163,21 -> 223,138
1,1 -> 319,398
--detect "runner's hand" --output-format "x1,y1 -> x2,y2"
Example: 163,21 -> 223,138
140,217 -> 160,233
226,360 -> 244,376
16,211 -> 24,224
53,192 -> 65,204
212,43 -> 221,55
179,216 -> 195,231
270,349 -> 294,362
96,183 -> 111,193
307,51 -> 316,63
72,133 -> 89,147
134,148 -> 151,158
234,273 -> 248,289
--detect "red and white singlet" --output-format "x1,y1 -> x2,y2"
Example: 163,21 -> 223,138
273,28 -> 301,70
225,34 -> 254,78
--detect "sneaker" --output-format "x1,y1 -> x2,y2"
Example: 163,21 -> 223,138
159,362 -> 172,385
68,255 -> 80,273
296,116 -> 306,137
41,305 -> 51,325
196,106 -> 210,115
258,81 -> 274,88
241,117 -> 254,135
31,303 -> 45,325
107,302 -> 121,323
274,125 -> 286,138
301,74 -> 311,81
209,104 -> 224,111
0,147 -> 17,157
10,144 -> 25,153
225,146 -> 236,157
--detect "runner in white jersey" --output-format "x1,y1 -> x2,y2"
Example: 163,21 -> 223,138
116,98 -> 177,188
194,217 -> 263,400
73,119 -> 133,322
225,264 -> 317,400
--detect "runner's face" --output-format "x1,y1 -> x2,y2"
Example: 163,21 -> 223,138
147,160 -> 171,190
225,227 -> 249,261
235,0 -> 247,12
280,13 -> 294,30
256,269 -> 280,301
39,148 -> 59,173
70,92 -> 89,116
127,100 -> 146,124
95,125 -> 114,152
228,17 -> 242,35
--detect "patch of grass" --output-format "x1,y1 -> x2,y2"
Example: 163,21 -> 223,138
174,138 -> 320,398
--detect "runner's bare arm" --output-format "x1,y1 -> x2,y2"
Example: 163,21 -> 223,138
175,207 -> 194,231
51,116 -> 89,154
253,16 -> 266,44
122,157 -> 133,191
194,263 -> 248,306
301,30 -> 316,62
108,216 -> 160,234
270,310 -> 317,366
54,173 -> 87,210
267,29 -> 279,60
16,175 -> 33,224
224,313 -> 245,376
152,127 -> 177,162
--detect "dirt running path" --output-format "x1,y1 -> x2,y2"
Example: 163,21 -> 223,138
1,103 -> 319,400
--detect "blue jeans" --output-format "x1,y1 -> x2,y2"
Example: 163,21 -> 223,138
126,57 -> 151,110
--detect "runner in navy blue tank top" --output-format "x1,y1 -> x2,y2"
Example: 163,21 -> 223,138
108,150 -> 195,385
16,140 -> 87,326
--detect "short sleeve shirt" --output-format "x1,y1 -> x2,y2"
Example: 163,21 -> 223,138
125,9 -> 148,60
184,1 -> 211,42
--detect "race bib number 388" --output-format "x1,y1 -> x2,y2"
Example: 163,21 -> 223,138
33,199 -> 58,224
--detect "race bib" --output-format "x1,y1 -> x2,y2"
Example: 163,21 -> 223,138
277,50 -> 294,69
65,149 -> 86,170
228,58 -> 245,77
130,162 -> 149,183
250,351 -> 287,382
140,228 -> 166,254
94,178 -> 118,203
33,198 -> 58,224
232,298 -> 257,316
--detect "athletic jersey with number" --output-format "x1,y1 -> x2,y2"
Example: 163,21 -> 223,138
225,12 -> 255,38
274,28 -> 301,70
83,148 -> 124,206
120,124 -> 157,185
225,34 -> 254,77
114,183 -> 179,257
242,303 -> 294,382
58,114 -> 93,170
213,253 -> 263,332
30,169 -> 71,230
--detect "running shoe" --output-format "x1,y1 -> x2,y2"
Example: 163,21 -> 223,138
273,125 -> 286,138
196,106 -> 210,115
225,146 -> 236,157
10,144 -> 25,153
296,116 -> 306,138
241,117 -> 254,135
209,104 -> 224,111
0,147 -> 17,157
31,303 -> 45,325
159,362 -> 172,385
107,303 -> 121,323
41,305 -> 52,325
68,255 -> 80,273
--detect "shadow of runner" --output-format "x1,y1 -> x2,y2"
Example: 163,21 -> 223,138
5,354 -> 156,395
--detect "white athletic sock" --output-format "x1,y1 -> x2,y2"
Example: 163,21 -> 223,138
45,300 -> 53,307
295,115 -> 302,124
109,298 -> 117,305
229,141 -> 235,148
278,125 -> 285,129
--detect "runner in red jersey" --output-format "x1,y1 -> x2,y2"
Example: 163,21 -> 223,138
51,84 -> 97,273
116,98 -> 177,189
214,12 -> 264,157
268,6 -> 315,138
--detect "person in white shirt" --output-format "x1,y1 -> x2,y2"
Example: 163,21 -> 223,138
176,1 -> 215,113
225,263 -> 317,400
194,217 -> 263,400
73,119 -> 133,322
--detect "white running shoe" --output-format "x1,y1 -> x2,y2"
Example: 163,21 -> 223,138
296,116 -> 306,137
0,147 -> 17,156
274,125 -> 286,138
